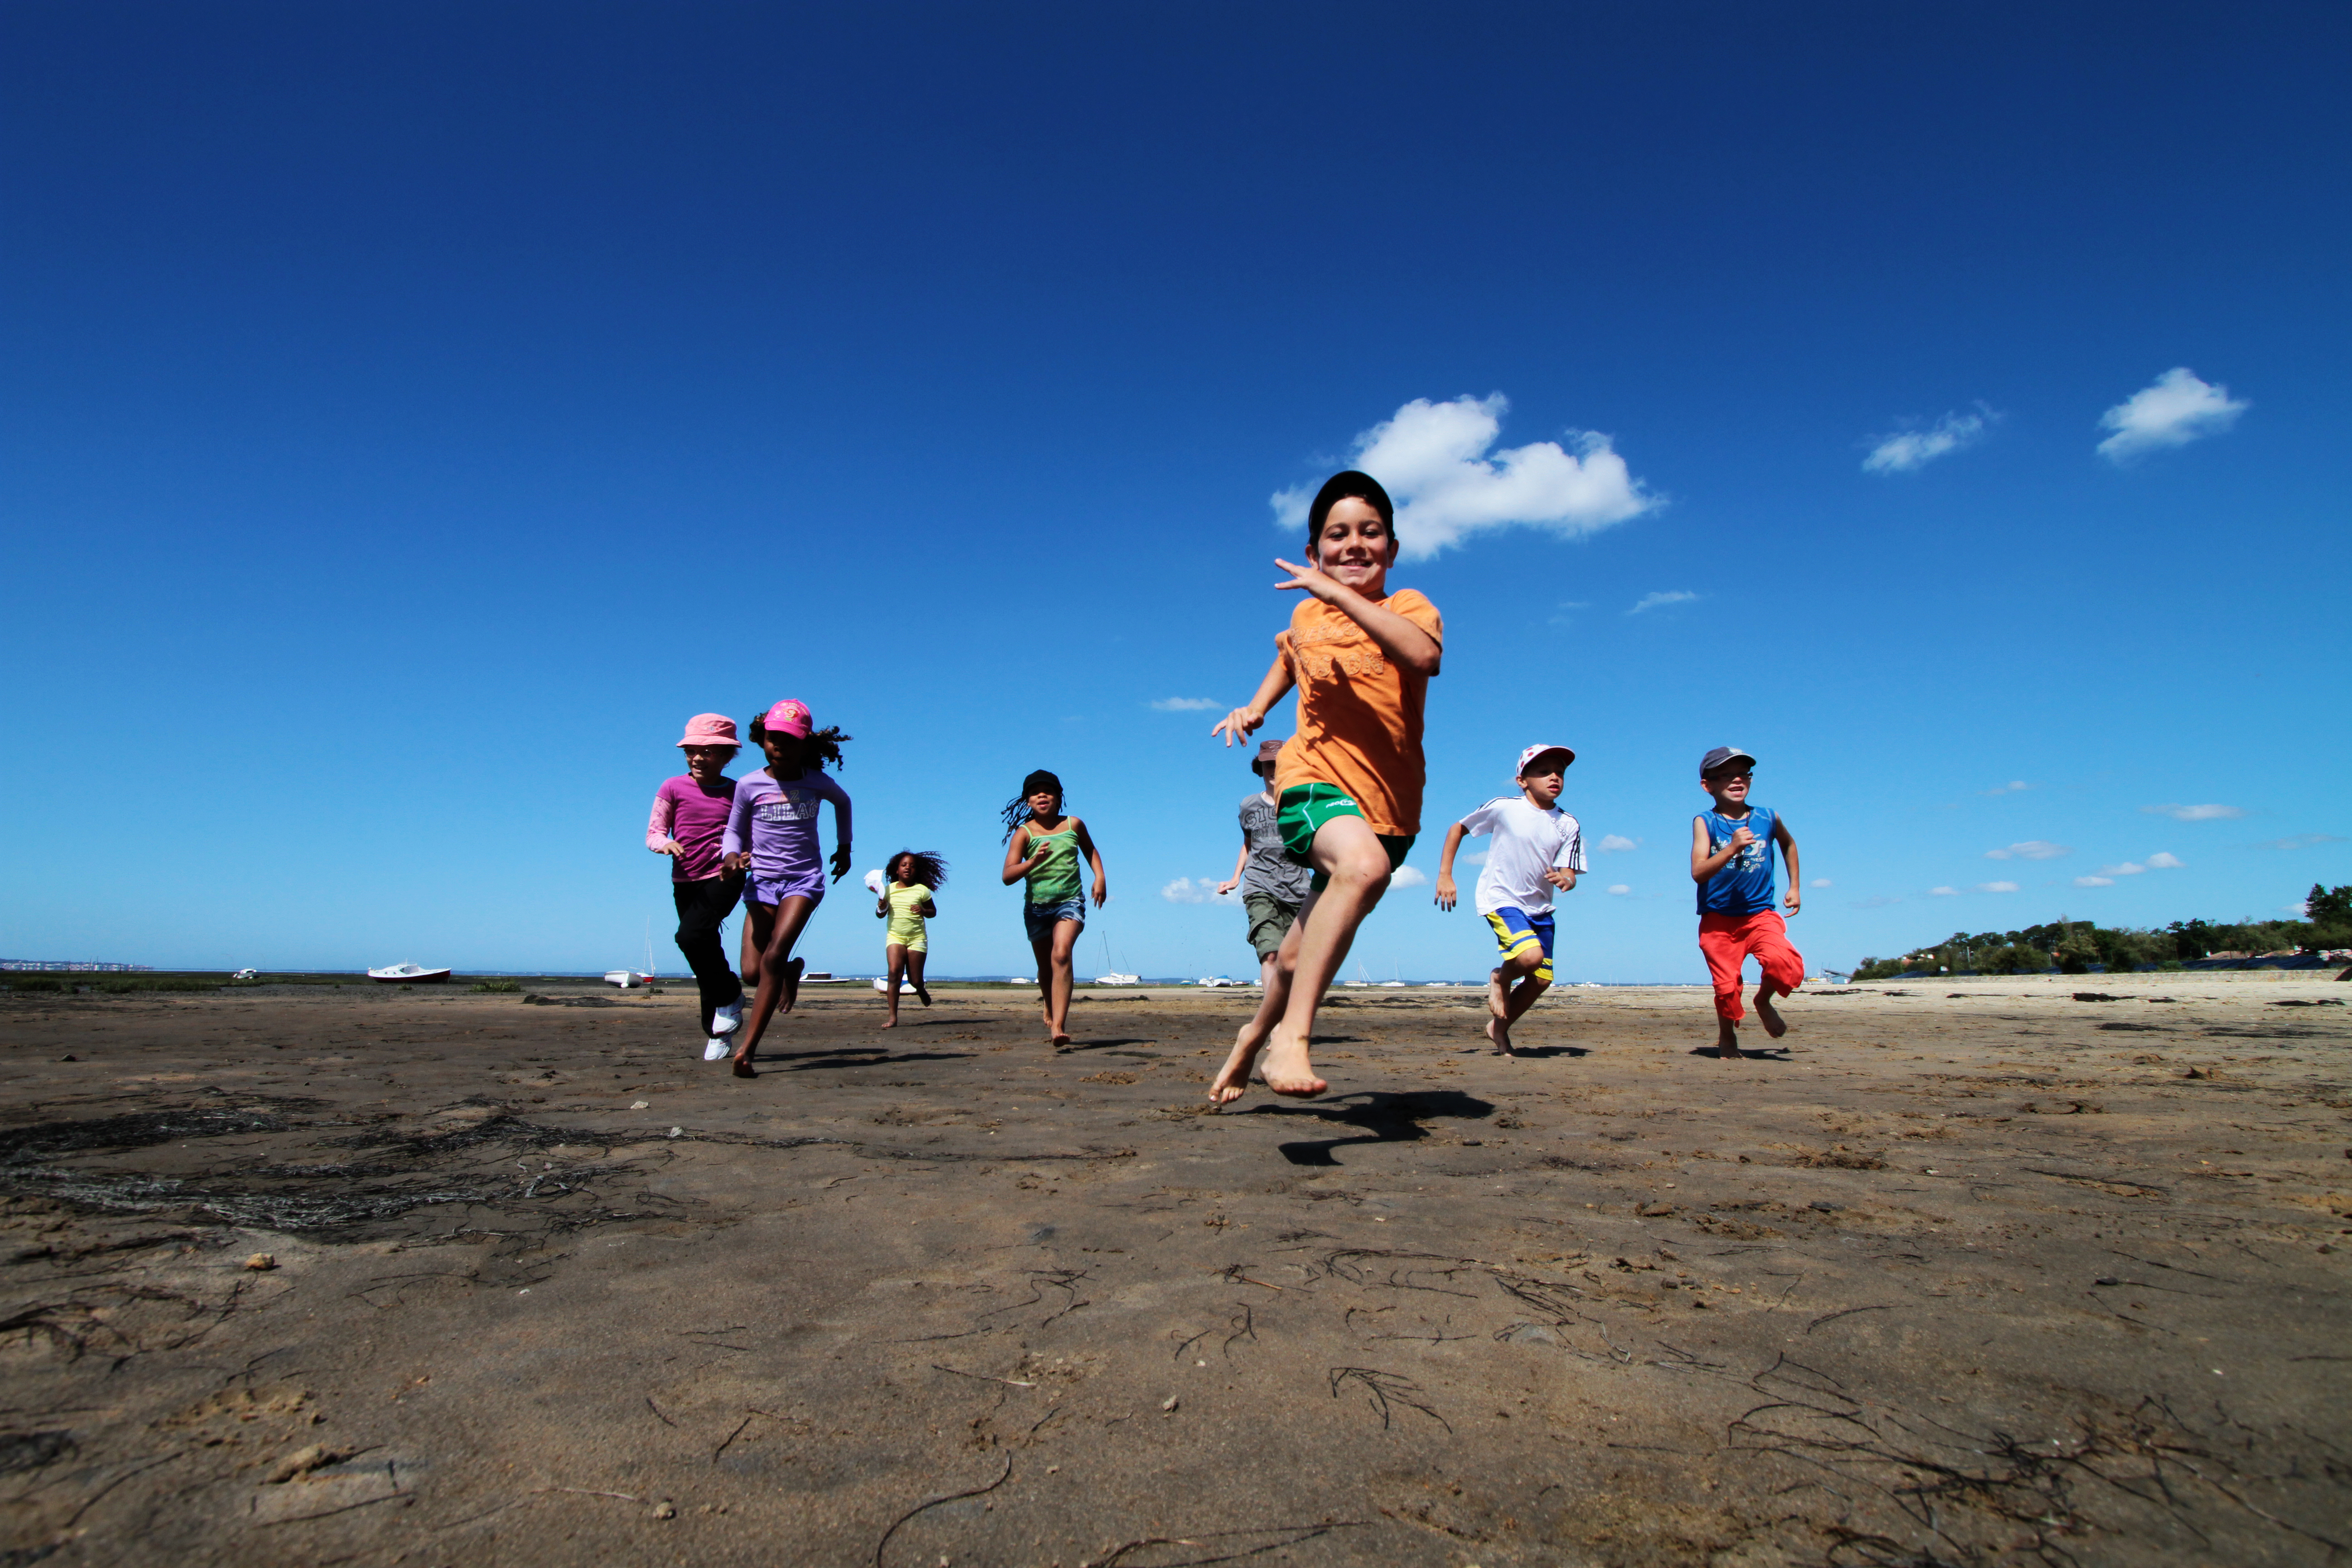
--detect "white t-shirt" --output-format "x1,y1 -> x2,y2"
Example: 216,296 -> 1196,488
1458,795 -> 1586,917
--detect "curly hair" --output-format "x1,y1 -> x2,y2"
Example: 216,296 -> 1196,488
999,769 -> 1064,842
886,850 -> 948,891
747,717 -> 851,774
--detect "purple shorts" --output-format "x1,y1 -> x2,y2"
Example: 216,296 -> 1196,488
747,872 -> 826,907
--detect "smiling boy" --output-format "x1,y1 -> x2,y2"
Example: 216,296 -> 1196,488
1209,470 -> 1443,1102
1690,745 -> 1803,1059
1435,744 -> 1585,1055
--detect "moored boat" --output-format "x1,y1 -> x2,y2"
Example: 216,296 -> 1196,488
366,963 -> 451,984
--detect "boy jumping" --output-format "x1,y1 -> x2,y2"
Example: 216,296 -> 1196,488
1210,470 -> 1443,1102
1690,745 -> 1803,1058
1434,745 -> 1585,1055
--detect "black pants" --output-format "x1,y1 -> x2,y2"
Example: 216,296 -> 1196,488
672,874 -> 745,1034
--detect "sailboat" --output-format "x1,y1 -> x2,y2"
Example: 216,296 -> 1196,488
1093,928 -> 1139,986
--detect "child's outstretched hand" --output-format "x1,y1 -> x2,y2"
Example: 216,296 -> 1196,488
1784,886 -> 1802,915
1434,872 -> 1457,911
1274,556 -> 1344,604
829,844 -> 854,882
1210,706 -> 1263,748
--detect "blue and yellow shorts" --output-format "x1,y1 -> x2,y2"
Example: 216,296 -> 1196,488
1484,906 -> 1555,984
1275,783 -> 1415,895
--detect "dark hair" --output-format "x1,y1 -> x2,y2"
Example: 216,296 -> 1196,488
887,850 -> 948,890
1305,469 -> 1396,560
747,717 -> 851,775
1000,769 -> 1065,841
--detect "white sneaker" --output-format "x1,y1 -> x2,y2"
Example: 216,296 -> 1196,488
710,1000 -> 742,1035
703,1037 -> 730,1062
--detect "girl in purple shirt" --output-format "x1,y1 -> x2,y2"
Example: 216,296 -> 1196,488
718,699 -> 853,1077
646,713 -> 748,1057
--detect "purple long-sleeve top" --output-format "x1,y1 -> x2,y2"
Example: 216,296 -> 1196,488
646,774 -> 738,882
722,769 -> 853,885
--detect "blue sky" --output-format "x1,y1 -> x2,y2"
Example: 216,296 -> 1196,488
4,2 -> 2346,981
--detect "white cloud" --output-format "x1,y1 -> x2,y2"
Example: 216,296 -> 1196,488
1810,878 -> 1833,888
1984,841 -> 2070,861
1606,884 -> 1632,896
2258,833 -> 2348,851
1929,886 -> 1960,897
2141,803 -> 2244,821
1628,590 -> 1699,615
1390,865 -> 1428,888
1460,850 -> 1488,866
1863,406 -> 1995,475
2144,852 -> 2184,869
1598,834 -> 1641,853
1981,780 -> 2032,795
2074,876 -> 2116,888
1272,394 -> 1656,561
1976,881 -> 2021,894
1160,877 -> 1236,905
2097,368 -> 2248,463
1149,697 -> 1220,712
2096,862 -> 2147,877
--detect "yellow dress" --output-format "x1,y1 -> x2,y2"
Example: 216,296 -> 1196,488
885,883 -> 931,951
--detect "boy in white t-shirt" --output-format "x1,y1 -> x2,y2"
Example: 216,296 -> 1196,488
1434,745 -> 1586,1055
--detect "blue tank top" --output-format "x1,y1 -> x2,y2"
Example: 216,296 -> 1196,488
1696,805 -> 1778,916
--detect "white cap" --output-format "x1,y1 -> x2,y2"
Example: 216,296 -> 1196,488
1517,743 -> 1575,774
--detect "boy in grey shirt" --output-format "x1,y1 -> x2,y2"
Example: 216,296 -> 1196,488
1215,738 -> 1313,990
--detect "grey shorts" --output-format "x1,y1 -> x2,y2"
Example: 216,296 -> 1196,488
1243,891 -> 1300,960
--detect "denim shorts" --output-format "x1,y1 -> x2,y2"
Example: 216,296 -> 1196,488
1024,897 -> 1087,945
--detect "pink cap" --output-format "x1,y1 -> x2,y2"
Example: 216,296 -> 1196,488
1517,743 -> 1576,774
677,713 -> 739,749
761,699 -> 813,740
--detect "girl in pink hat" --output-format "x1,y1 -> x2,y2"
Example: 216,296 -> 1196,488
719,700 -> 853,1077
647,713 -> 747,1058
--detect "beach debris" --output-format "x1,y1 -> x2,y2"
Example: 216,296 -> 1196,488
265,1443 -> 350,1484
244,1252 -> 277,1271
630,1100 -> 650,1110
669,1127 -> 682,1138
2072,992 -> 2121,1003
1161,1395 -> 1180,1412
651,1499 -> 676,1519
1636,1201 -> 1675,1217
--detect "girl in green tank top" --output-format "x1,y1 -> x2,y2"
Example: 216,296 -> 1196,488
998,769 -> 1108,1047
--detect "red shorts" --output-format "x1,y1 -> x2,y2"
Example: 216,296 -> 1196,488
1697,910 -> 1804,1022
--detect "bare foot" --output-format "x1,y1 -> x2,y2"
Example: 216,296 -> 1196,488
782,957 -> 805,1012
881,1016 -> 898,1029
732,1057 -> 757,1078
916,984 -> 931,1007
1050,1031 -> 1072,1049
1486,1015 -> 1514,1056
1486,966 -> 1509,1020
1755,994 -> 1788,1039
1258,1029 -> 1328,1098
1208,1029 -> 1267,1105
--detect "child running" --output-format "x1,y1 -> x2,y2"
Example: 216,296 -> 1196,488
1213,738 -> 1312,994
718,701 -> 853,1078
1209,470 -> 1442,1102
1434,744 -> 1585,1055
875,850 -> 945,1027
1690,745 -> 1803,1059
999,770 -> 1106,1047
646,713 -> 748,1060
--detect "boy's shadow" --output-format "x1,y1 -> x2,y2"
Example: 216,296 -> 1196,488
1235,1089 -> 1494,1167
1685,1045 -> 1791,1062
1055,1038 -> 1159,1053
775,1047 -> 974,1070
1505,1044 -> 1588,1058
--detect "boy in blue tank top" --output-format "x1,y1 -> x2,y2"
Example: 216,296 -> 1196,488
1689,745 -> 1804,1059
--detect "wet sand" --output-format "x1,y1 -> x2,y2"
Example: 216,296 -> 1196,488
3,974 -> 2348,1566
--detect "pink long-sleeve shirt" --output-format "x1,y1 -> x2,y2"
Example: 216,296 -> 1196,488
647,774 -> 738,882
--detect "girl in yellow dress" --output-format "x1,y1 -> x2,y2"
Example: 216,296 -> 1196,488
874,850 -> 945,1027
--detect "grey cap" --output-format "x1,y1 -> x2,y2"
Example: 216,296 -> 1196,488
1700,745 -> 1757,775
1254,737 -> 1285,771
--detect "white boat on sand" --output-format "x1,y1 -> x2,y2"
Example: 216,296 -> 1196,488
367,963 -> 451,984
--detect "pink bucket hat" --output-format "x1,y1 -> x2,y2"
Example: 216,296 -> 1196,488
676,713 -> 739,749
760,699 -> 813,740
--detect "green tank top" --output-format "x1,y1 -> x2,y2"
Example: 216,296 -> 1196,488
1023,825 -> 1082,903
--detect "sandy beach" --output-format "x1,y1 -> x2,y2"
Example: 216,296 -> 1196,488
3,973 -> 2347,1565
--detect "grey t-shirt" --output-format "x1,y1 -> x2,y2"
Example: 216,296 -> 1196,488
1239,790 -> 1312,904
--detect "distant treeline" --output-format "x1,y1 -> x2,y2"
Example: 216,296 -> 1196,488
1852,884 -> 2352,981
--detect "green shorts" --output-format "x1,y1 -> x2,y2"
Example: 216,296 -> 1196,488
1274,783 -> 1416,895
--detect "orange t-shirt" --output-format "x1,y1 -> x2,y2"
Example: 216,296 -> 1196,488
1271,588 -> 1444,836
